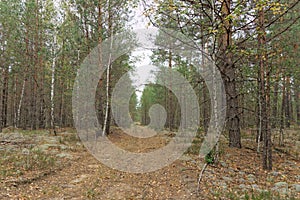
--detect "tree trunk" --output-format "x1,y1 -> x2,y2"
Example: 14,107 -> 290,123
102,0 -> 113,136
38,49 -> 45,129
279,76 -> 286,146
0,71 -> 2,133
1,66 -> 9,128
17,76 -> 26,127
285,76 -> 291,128
30,0 -> 40,130
59,82 -> 64,127
256,90 -> 262,144
203,85 -> 209,133
258,7 -> 272,170
96,0 -> 105,128
12,74 -> 18,127
271,68 -> 280,129
296,85 -> 300,126
202,39 -> 209,134
168,50 -> 173,131
219,0 -> 241,148
50,35 -> 56,130
240,84 -> 245,129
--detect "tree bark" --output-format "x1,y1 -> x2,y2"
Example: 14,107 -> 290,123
285,76 -> 291,128
59,81 -> 64,127
168,50 -> 173,131
12,74 -> 17,127
296,89 -> 300,126
279,76 -> 286,146
1,66 -> 9,128
219,0 -> 241,148
50,35 -> 57,130
258,7 -> 272,170
102,0 -> 113,136
271,68 -> 280,129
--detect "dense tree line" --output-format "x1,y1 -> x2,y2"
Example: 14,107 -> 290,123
0,0 -> 136,133
0,0 -> 299,170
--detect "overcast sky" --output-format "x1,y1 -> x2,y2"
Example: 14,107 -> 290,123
128,1 -> 158,101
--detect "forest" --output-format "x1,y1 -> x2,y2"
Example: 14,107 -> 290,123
0,0 -> 299,199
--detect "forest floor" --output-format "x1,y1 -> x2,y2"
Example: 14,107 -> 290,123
0,127 -> 299,200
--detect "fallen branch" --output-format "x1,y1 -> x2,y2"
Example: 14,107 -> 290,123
0,140 -> 24,145
4,163 -> 71,187
197,162 -> 208,193
5,170 -> 57,187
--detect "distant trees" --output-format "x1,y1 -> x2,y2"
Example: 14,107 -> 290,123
0,0 -> 56,129
0,0 -> 136,131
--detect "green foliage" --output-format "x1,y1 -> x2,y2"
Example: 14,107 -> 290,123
205,150 -> 215,164
237,190 -> 297,200
129,92 -> 139,122
0,149 -> 56,179
186,138 -> 203,155
23,149 -> 56,171
86,188 -> 97,199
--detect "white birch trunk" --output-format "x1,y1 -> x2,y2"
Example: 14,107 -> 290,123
102,31 -> 113,136
17,77 -> 26,126
211,0 -> 220,160
50,35 -> 57,129
257,93 -> 262,152
102,0 -> 113,136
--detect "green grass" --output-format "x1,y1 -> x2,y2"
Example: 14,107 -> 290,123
224,190 -> 297,200
86,188 -> 97,199
0,148 -> 57,179
186,138 -> 203,155
18,129 -> 49,136
61,133 -> 80,143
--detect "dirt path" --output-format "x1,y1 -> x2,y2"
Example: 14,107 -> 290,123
1,128 -> 299,199
1,128 -> 201,199
9,150 -> 199,200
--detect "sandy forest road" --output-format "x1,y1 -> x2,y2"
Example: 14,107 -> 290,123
1,127 -> 299,199
1,128 -> 201,199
